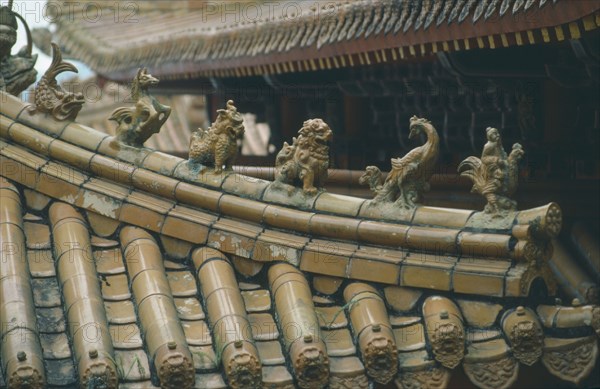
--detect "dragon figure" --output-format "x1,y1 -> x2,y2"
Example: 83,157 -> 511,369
30,43 -> 84,121
110,68 -> 171,147
360,116 -> 439,208
458,127 -> 524,215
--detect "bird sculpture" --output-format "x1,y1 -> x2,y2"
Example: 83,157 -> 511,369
360,116 -> 440,208
458,127 -> 524,214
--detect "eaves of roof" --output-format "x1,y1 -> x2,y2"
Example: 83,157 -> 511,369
47,0 -> 600,81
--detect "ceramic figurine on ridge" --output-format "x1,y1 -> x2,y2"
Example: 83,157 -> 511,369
110,67 -> 171,147
188,99 -> 245,173
30,43 -> 84,121
360,115 -> 439,209
459,127 -> 524,215
274,118 -> 333,195
0,1 -> 37,95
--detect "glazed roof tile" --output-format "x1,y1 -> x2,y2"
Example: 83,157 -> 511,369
0,92 -> 576,293
1,90 -> 600,387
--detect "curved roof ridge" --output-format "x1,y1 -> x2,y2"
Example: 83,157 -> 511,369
0,91 -> 560,240
1,90 -> 564,298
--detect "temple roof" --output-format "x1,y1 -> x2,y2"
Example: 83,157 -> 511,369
0,92 -> 565,297
44,0 -> 600,81
1,89 -> 600,388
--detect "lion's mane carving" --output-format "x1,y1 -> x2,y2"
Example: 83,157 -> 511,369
188,100 -> 245,173
275,118 -> 333,195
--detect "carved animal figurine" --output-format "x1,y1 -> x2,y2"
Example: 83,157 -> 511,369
458,127 -> 524,214
110,68 -> 171,147
362,116 -> 439,208
188,100 -> 245,173
0,1 -> 38,95
30,43 -> 84,121
358,165 -> 384,195
275,118 -> 333,195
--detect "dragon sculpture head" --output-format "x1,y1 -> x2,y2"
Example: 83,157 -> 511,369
31,43 -> 84,121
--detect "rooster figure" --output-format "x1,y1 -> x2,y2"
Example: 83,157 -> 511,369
110,67 -> 171,147
360,116 -> 439,208
31,43 -> 84,121
458,127 -> 524,215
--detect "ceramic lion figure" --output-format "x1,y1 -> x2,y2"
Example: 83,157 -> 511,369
188,100 -> 245,173
275,118 -> 333,195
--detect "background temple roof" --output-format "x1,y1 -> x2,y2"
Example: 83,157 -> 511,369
41,0 -> 600,80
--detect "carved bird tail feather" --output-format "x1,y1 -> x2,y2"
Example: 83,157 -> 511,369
387,157 -> 408,183
457,156 -> 482,175
458,156 -> 492,194
505,144 -> 524,195
44,43 -> 78,81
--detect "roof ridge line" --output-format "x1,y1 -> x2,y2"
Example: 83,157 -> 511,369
1,92 -> 561,241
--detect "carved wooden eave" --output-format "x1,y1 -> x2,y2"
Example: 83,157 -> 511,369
43,0 -> 600,81
1,90 -> 599,388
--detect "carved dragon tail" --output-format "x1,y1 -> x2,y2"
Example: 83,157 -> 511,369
44,43 -> 78,81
